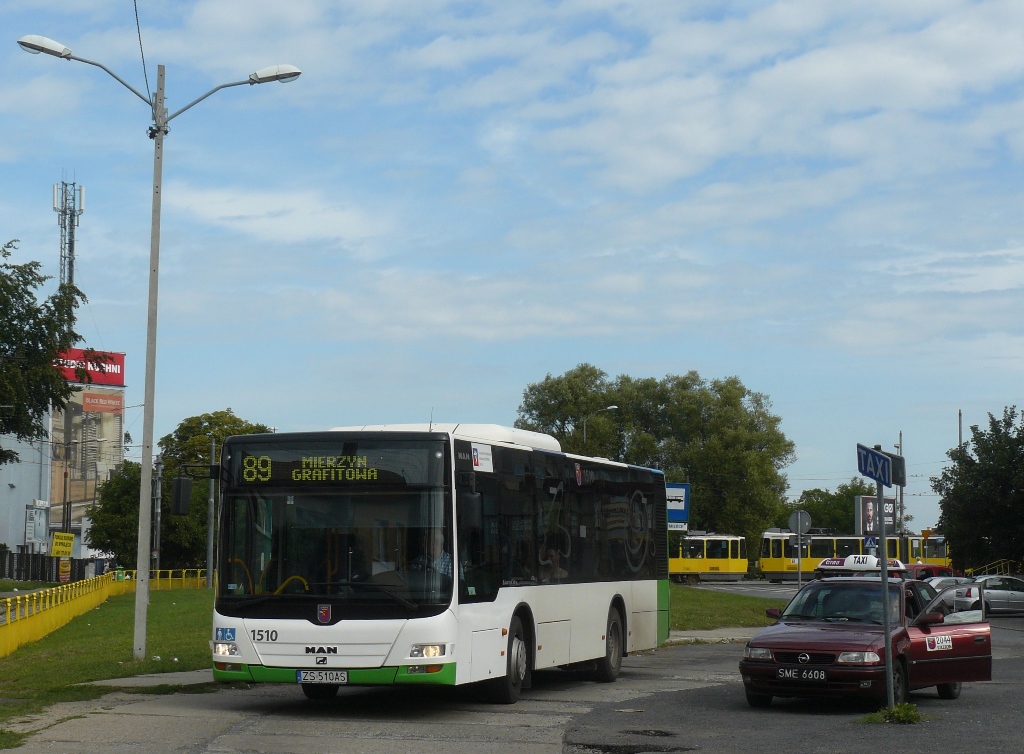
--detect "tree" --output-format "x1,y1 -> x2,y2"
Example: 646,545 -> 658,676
933,407 -> 1024,571
86,409 -> 270,568
516,364 -> 796,545
0,239 -> 90,465
782,478 -> 877,533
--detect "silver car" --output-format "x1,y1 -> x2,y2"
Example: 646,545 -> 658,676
926,576 -> 974,608
953,575 -> 1024,614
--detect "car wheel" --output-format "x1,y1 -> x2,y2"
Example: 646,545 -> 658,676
937,681 -> 962,699
970,600 -> 981,611
301,683 -> 339,700
592,608 -> 623,683
745,689 -> 772,708
891,662 -> 908,705
488,615 -> 528,704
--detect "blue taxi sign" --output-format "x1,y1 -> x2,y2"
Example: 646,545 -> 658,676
856,443 -> 891,487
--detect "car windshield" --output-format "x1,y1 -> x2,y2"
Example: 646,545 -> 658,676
780,581 -> 902,624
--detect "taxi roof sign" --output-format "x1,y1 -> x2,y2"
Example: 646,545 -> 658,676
816,554 -> 906,574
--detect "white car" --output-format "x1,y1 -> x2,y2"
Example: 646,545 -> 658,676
953,575 -> 1024,614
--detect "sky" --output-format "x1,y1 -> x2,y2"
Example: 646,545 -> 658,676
3,1 -> 1024,532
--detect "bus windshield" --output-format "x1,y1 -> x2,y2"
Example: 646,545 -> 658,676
217,436 -> 452,619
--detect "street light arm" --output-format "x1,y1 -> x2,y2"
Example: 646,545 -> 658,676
166,79 -> 248,123
68,54 -> 154,108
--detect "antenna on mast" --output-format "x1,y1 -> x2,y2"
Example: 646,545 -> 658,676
54,179 -> 85,285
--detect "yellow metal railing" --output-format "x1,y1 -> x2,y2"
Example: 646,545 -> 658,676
0,568 -> 207,659
966,559 -> 1016,577
149,569 -> 206,590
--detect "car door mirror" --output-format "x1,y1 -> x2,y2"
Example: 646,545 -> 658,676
766,607 -> 781,619
915,611 -> 945,627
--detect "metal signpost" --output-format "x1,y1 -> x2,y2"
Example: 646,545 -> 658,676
856,442 -> 903,709
788,509 -> 811,589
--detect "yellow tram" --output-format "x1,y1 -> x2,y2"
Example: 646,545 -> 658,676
668,532 -> 748,584
757,529 -> 952,582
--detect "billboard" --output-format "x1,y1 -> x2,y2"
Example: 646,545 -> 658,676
54,348 -> 125,387
855,495 -> 897,536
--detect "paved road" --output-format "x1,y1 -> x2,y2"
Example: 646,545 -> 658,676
8,619 -> 1024,753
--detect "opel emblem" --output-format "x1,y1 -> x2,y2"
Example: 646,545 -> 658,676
798,653 -> 810,664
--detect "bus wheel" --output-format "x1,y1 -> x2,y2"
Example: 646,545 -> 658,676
592,608 -> 623,683
301,683 -> 339,700
489,616 -> 527,704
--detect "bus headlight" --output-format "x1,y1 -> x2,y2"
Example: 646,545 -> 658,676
744,646 -> 772,660
214,642 -> 240,657
410,644 -> 445,658
838,651 -> 880,664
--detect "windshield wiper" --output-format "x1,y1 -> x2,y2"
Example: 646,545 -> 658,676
781,613 -> 818,620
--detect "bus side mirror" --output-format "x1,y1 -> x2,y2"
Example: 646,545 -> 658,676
171,477 -> 192,515
457,492 -> 482,531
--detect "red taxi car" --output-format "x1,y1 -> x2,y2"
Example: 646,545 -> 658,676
739,556 -> 991,708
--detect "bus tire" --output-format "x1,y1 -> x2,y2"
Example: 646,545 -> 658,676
301,683 -> 339,700
592,607 -> 623,683
489,615 -> 528,704
937,681 -> 962,699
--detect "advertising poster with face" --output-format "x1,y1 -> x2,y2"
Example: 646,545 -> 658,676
855,496 -> 897,536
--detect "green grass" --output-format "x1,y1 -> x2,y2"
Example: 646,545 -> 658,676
861,702 -> 924,724
670,583 -> 788,631
0,589 -> 214,733
0,582 -> 52,593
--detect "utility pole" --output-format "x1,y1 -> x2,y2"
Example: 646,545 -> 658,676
54,180 -> 84,285
153,454 -> 163,573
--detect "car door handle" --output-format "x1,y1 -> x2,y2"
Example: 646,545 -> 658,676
975,636 -> 988,643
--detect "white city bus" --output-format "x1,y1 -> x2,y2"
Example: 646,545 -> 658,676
211,424 -> 669,703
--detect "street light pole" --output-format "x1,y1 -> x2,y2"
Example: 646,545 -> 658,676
19,34 -> 301,659
582,405 -> 618,447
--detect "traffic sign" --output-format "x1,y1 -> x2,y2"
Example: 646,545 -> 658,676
863,536 -> 878,549
856,443 -> 892,487
788,509 -> 811,535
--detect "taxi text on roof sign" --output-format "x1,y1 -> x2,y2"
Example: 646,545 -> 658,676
816,554 -> 906,573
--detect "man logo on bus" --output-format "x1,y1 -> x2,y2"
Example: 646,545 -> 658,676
576,463 -> 582,486
318,604 -> 331,624
472,448 -> 479,466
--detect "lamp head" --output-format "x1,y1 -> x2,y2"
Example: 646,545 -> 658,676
249,64 -> 301,85
18,35 -> 72,58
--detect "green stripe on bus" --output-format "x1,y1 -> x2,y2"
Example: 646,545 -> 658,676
215,664 -> 456,685
657,578 -> 670,644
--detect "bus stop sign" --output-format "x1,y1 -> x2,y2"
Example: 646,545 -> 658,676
857,444 -> 891,487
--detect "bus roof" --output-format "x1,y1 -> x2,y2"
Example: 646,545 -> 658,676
328,423 -> 563,452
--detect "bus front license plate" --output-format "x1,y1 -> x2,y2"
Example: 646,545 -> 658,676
777,667 -> 826,682
297,670 -> 347,684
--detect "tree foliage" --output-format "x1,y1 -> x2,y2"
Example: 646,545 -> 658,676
0,239 -> 89,465
516,364 -> 796,544
86,409 -> 270,568
782,478 -> 877,533
933,407 -> 1024,571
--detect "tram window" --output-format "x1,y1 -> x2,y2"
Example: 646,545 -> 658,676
707,540 -> 728,559
771,539 -> 781,558
739,539 -> 747,559
911,539 -> 921,560
835,538 -> 860,557
730,540 -> 738,559
809,539 -> 832,558
887,539 -> 899,558
683,540 -> 705,559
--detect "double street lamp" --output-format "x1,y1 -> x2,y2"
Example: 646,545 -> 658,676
19,34 -> 300,659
